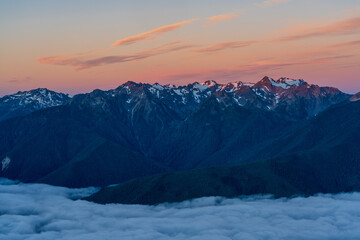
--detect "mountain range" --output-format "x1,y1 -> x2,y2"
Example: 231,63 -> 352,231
0,76 -> 359,204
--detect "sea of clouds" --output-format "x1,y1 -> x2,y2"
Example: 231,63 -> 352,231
1,178 -> 360,240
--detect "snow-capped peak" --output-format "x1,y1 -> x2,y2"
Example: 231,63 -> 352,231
234,81 -> 244,87
202,80 -> 218,87
1,88 -> 71,107
269,77 -> 307,89
0,88 -> 72,121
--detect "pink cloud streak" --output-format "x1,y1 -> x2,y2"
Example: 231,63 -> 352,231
111,19 -> 197,47
276,17 -> 360,42
37,41 -> 196,70
191,41 -> 256,54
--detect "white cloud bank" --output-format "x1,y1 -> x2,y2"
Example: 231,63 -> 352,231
1,178 -> 360,240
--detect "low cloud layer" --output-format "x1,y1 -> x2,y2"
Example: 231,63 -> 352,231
1,178 -> 360,240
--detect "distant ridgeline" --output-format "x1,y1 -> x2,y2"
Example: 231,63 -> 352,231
1,76 -> 359,204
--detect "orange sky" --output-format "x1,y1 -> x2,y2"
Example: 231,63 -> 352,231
0,0 -> 359,96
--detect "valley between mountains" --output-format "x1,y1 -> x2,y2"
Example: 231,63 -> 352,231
0,76 -> 359,204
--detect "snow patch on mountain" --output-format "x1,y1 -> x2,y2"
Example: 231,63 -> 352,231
1,157 -> 10,171
173,89 -> 183,96
243,82 -> 255,87
152,83 -> 164,91
350,92 -> 360,102
194,83 -> 208,92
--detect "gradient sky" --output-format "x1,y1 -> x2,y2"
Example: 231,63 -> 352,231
0,0 -> 359,96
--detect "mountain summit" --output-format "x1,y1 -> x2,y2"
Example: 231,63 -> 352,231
0,88 -> 71,121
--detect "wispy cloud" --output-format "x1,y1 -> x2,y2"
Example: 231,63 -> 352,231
191,41 -> 256,54
192,17 -> 360,55
239,55 -> 354,72
111,19 -> 197,47
164,54 -> 354,82
204,13 -> 239,26
37,15 -> 359,73
38,41 -> 196,70
38,18 -> 198,70
7,76 -> 32,84
328,40 -> 360,48
342,7 -> 360,13
275,17 -> 360,42
255,0 -> 288,7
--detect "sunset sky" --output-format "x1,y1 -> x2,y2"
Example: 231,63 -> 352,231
0,0 -> 359,96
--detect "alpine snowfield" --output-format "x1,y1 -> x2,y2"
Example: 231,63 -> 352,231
1,178 -> 360,240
